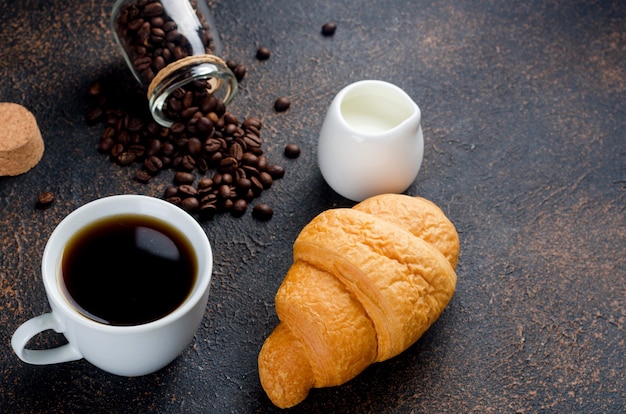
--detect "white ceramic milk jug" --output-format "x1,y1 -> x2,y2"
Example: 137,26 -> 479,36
318,80 -> 424,201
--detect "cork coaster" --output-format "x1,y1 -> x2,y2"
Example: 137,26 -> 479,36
0,103 -> 44,176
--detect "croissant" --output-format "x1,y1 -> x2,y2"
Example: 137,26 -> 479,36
258,194 -> 459,408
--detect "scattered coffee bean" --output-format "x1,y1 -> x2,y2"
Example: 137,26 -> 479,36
256,46 -> 271,60
233,64 -> 247,82
226,59 -> 247,82
252,203 -> 273,221
284,143 -> 301,159
36,191 -> 55,209
274,97 -> 291,112
321,22 -> 337,36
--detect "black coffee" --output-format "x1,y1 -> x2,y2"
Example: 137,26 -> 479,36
61,214 -> 197,326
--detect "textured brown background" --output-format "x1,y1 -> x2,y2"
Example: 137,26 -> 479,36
1,0 -> 625,413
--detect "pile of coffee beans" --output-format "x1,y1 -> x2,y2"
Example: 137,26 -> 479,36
86,78 -> 284,221
84,4 -> 334,220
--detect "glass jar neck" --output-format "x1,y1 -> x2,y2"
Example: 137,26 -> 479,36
148,55 -> 237,127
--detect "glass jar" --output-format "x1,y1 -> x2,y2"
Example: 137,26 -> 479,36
111,0 -> 237,127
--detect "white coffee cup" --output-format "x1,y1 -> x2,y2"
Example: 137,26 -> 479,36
11,194 -> 213,377
318,80 -> 424,202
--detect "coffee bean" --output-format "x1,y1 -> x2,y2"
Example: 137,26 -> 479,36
274,96 -> 291,112
218,184 -> 232,199
321,22 -> 337,36
200,96 -> 217,114
212,173 -> 223,185
236,177 -> 252,192
220,156 -> 238,173
180,196 -> 200,212
257,155 -> 269,171
135,169 -> 152,183
142,2 -> 164,17
266,164 -> 285,179
229,142 -> 244,161
242,152 -> 258,166
203,138 -> 221,153
231,199 -> 247,217
180,106 -> 199,119
221,173 -> 234,185
252,203 -> 273,221
174,171 -> 195,184
250,176 -> 264,194
146,139 -> 161,156
144,155 -> 163,174
233,64 -> 246,82
110,143 -> 124,158
198,202 -> 218,219
117,151 -> 137,166
187,137 -> 202,155
242,165 -> 260,178
117,130 -> 131,144
197,177 -> 213,189
178,184 -> 197,197
164,186 -> 179,198
244,133 -> 262,149
224,199 -> 236,212
242,117 -> 262,130
151,17 -> 164,27
256,46 -> 271,60
284,143 -> 301,158
102,126 -> 116,140
36,191 -> 55,209
86,107 -> 103,124
196,116 -> 213,135
165,197 -> 182,208
259,171 -> 273,189
127,18 -> 145,32
200,192 -> 218,206
137,22 -> 151,44
87,81 -> 101,96
224,112 -> 238,125
128,144 -> 146,157
181,154 -> 196,170
98,137 -> 115,153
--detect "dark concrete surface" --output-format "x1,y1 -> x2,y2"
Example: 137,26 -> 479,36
1,0 -> 624,412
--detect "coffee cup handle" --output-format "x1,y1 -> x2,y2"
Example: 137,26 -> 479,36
12,313 -> 83,365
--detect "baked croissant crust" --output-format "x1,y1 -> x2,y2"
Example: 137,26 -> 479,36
258,194 -> 459,408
